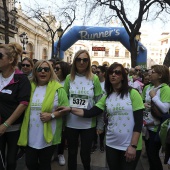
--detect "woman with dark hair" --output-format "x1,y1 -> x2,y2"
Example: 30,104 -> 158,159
21,57 -> 34,79
58,62 -> 144,170
143,65 -> 170,170
91,65 -> 107,153
53,61 -> 71,166
54,61 -> 71,86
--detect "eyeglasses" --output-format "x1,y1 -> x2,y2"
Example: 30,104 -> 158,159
36,67 -> 50,72
0,52 -> 4,59
54,67 -> 61,71
96,71 -> 101,74
22,64 -> 31,67
135,69 -> 141,72
76,58 -> 89,63
109,70 -> 122,76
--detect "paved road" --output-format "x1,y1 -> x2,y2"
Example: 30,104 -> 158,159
17,149 -> 145,170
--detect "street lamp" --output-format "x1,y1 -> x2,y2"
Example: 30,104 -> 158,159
56,23 -> 63,60
135,32 -> 141,54
135,32 -> 141,41
70,54 -> 72,64
19,32 -> 28,61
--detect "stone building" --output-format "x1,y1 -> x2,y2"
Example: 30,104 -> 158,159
0,1 -> 169,68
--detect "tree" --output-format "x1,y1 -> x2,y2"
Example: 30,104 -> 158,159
163,48 -> 170,67
24,1 -> 76,59
82,0 -> 170,67
2,0 -> 9,43
1,0 -> 18,44
164,0 -> 170,6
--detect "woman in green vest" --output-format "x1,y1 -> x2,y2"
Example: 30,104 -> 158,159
18,60 -> 69,170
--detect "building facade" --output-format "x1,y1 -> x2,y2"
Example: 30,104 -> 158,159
71,40 -> 131,67
0,1 -> 169,68
0,0 -> 18,43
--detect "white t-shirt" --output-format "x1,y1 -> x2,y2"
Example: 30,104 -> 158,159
105,92 -> 135,151
28,85 -> 59,149
100,81 -> 106,94
144,85 -> 161,131
0,72 -> 14,91
60,80 -> 65,86
66,76 -> 97,129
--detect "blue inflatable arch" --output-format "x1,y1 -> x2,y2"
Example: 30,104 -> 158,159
54,26 -> 147,68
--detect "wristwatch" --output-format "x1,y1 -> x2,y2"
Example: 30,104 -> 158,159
51,113 -> 55,119
131,144 -> 137,149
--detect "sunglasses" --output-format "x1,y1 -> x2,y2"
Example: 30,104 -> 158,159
22,64 -> 31,67
96,71 -> 101,74
54,67 -> 61,71
36,67 -> 50,72
0,52 -> 4,59
109,70 -> 122,76
76,58 -> 89,63
135,69 -> 141,72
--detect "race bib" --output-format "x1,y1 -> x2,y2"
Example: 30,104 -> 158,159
70,94 -> 89,109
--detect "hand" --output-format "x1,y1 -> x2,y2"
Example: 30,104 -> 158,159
57,106 -> 71,113
0,124 -> 7,136
40,112 -> 51,123
144,103 -> 151,108
124,146 -> 136,162
96,129 -> 103,135
149,90 -> 156,98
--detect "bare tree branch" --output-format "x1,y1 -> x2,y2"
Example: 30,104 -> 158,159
22,0 -> 76,58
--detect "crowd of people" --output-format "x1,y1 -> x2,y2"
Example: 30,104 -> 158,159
0,42 -> 170,170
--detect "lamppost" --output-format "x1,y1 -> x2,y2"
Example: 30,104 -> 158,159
19,32 -> 28,61
70,54 -> 72,64
56,23 -> 63,61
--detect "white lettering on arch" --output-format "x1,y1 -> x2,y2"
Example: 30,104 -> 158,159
79,29 -> 120,40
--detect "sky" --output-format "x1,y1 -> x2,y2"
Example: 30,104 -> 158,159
20,0 -> 170,36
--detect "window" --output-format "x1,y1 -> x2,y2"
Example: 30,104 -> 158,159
105,49 -> 109,57
125,50 -> 129,58
165,48 -> 168,54
115,49 -> 119,57
94,51 -> 98,56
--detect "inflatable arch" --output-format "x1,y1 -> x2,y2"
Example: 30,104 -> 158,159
54,26 -> 147,68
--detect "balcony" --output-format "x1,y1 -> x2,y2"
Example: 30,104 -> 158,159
0,6 -> 18,35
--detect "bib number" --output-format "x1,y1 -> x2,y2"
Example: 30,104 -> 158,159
70,94 -> 88,109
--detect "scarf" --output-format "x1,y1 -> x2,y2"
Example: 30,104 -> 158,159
18,80 -> 62,146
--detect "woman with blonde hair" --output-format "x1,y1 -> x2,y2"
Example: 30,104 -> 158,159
18,60 -> 69,170
64,50 -> 103,170
0,43 -> 31,170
